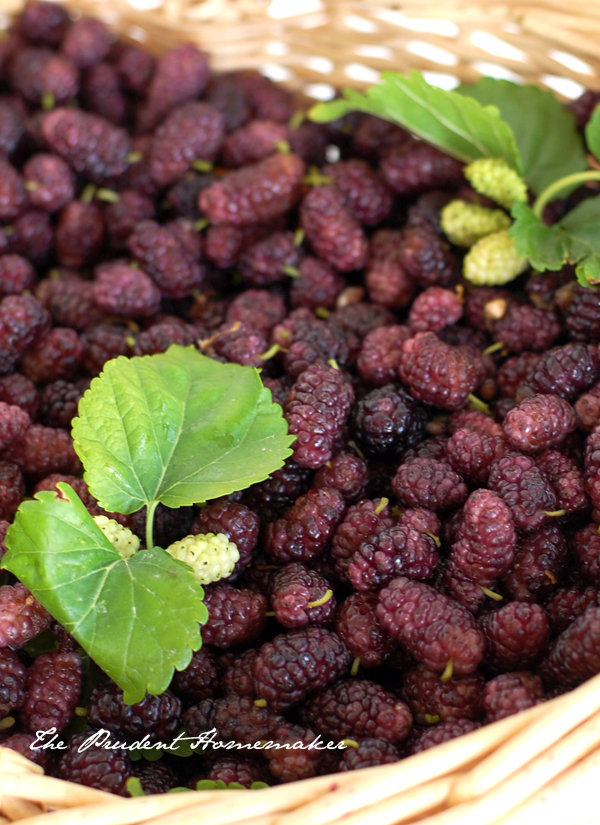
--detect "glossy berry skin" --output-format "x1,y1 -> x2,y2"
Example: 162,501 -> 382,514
339,739 -> 399,770
133,761 -> 177,795
285,364 -> 354,469
184,693 -> 283,746
450,489 -> 517,588
1,732 -> 48,769
479,602 -> 550,674
300,184 -> 368,272
351,384 -> 427,461
408,719 -> 480,754
263,722 -> 322,782
313,452 -> 368,504
270,562 -> 336,628
149,102 -> 224,186
222,119 -> 287,167
357,325 -> 411,386
20,650 -> 82,733
564,283 -> 600,342
59,730 -> 133,796
483,672 -> 544,723
392,458 -> 468,513
55,200 -> 104,268
0,648 -> 27,719
542,606 -> 600,687
128,220 -> 204,299
348,525 -> 439,591
92,263 -> 161,319
42,108 -> 131,184
252,627 -> 351,710
266,487 -> 346,564
365,259 -> 414,311
4,424 -> 81,482
545,586 -> 599,636
376,577 -> 485,676
226,289 -> 287,337
535,450 -> 589,515
0,160 -> 26,225
575,383 -> 600,432
22,153 -> 75,213
0,583 -> 52,648
487,452 -> 557,533
207,757 -> 269,788
19,327 -> 84,385
380,142 -> 464,197
331,498 -> 395,583
290,257 -> 346,312
170,647 -> 221,703
334,592 -> 390,668
408,286 -> 463,333
323,159 -> 393,225
503,395 -> 577,453
0,458 -> 24,519
239,231 -> 301,287
401,665 -> 484,724
502,525 -> 568,603
397,225 -> 459,288
492,306 -> 561,354
446,428 -> 509,484
200,152 -> 305,226
223,649 -> 258,698
0,402 -> 29,450
87,682 -> 182,743
398,332 -> 478,411
497,353 -> 542,399
517,343 -> 600,402
61,16 -> 112,68
300,679 -> 412,743
10,47 -> 79,108
202,585 -> 266,648
0,294 -> 51,373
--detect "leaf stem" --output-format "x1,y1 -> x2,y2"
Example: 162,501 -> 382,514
146,500 -> 159,550
533,171 -> 600,218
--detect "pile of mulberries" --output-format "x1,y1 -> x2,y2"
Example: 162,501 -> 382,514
0,1 -> 599,797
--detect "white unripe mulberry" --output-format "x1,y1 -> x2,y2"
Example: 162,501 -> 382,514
94,515 -> 140,559
165,532 -> 240,585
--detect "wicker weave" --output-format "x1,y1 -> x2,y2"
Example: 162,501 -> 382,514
0,1 -> 599,823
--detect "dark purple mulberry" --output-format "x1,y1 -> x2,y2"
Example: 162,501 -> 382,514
252,627 -> 351,710
331,498 -> 395,583
22,154 -> 75,213
334,592 -> 390,668
270,562 -> 336,628
0,461 -> 23,521
300,184 -> 368,272
10,48 -> 79,108
81,323 -> 129,376
398,332 -> 478,411
222,119 -> 288,168
365,259 -> 415,311
572,523 -> 600,585
284,363 -> 354,469
323,159 -> 393,225
0,159 -> 26,223
313,451 -> 368,504
170,647 -> 221,703
202,585 -> 266,649
564,283 -> 600,342
483,672 -> 544,723
61,16 -> 112,68
223,649 -> 258,698
351,384 -> 427,461
502,525 -> 568,602
376,577 -> 485,676
380,141 -> 464,196
356,325 -> 411,386
19,1 -> 71,46
409,287 -> 463,334
541,606 -> 600,687
266,487 -> 346,564
446,428 -> 509,484
300,679 -> 412,743
191,499 -> 259,580
575,382 -> 600,431
226,289 -> 286,337
149,102 -> 224,187
401,665 -> 484,724
0,402 -> 29,450
58,730 -> 133,796
87,681 -> 182,742
487,452 -> 557,533
492,305 -> 561,354
545,586 -> 599,636
200,153 -> 305,227
83,62 -> 126,125
207,757 -> 269,788
397,225 -> 459,288
20,650 -> 82,733
55,200 -> 104,268
239,231 -> 301,287
128,219 -> 204,299
408,719 -> 480,754
535,450 -> 589,515
92,263 -> 161,319
104,190 -> 156,250
480,602 -> 550,673
3,423 -> 81,481
517,343 -> 600,402
339,738 -> 399,770
42,108 -> 131,184
348,526 -> 439,591
133,761 -> 178,795
392,458 -> 467,512
290,257 -> 346,312
503,395 -> 577,453
0,584 -> 52,649
0,648 -> 26,719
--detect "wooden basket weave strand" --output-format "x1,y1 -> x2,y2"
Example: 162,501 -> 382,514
0,1 -> 599,823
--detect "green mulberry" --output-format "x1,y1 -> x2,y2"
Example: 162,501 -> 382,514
93,515 -> 140,559
165,532 -> 240,585
464,159 -> 527,210
463,229 -> 528,286
440,200 -> 511,247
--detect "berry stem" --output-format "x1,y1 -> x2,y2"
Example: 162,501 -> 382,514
374,497 -> 389,516
341,739 -> 359,749
145,500 -> 159,550
533,171 -> 600,218
126,777 -> 146,797
307,589 -> 333,609
424,714 -> 441,724
254,698 -> 267,707
479,586 -> 503,602
350,657 -> 360,676
0,716 -> 15,731
440,658 -> 454,682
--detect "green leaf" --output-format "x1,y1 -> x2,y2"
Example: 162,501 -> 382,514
509,203 -> 567,271
585,105 -> 600,163
509,196 -> 600,286
1,483 -> 208,704
458,78 -> 587,195
72,345 -> 294,515
309,71 -> 521,170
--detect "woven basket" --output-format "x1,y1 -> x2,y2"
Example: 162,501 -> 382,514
1,2 -> 600,824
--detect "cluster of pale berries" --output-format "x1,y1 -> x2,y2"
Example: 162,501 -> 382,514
93,515 -> 239,585
440,158 -> 529,286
